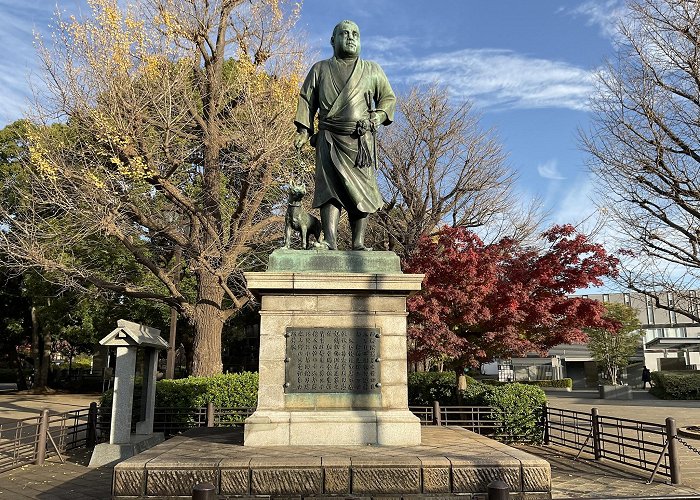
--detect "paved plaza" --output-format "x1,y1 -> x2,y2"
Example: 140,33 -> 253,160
0,389 -> 699,499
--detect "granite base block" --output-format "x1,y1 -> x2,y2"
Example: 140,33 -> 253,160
88,432 -> 164,468
244,409 -> 421,446
112,427 -> 551,499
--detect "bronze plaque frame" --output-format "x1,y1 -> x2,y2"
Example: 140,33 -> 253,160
284,327 -> 381,393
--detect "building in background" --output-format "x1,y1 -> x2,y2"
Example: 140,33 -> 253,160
485,291 -> 700,388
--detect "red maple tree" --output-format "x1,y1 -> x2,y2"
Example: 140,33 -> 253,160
403,225 -> 619,369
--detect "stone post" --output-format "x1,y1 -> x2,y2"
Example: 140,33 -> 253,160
111,346 -> 137,444
89,319 -> 168,467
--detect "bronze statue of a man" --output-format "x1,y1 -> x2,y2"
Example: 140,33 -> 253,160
294,20 -> 396,250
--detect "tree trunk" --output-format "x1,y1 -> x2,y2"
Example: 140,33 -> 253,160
38,328 -> 51,390
10,347 -> 28,391
455,367 -> 465,405
30,305 -> 48,391
190,272 -> 225,376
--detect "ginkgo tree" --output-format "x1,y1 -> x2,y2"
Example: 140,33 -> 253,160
403,225 -> 620,371
0,0 -> 305,376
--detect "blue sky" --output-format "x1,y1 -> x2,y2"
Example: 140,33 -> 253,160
0,0 -> 626,231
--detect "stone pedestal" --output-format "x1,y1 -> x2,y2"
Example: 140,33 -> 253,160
244,249 -> 423,446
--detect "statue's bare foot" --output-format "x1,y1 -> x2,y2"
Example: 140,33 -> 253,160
352,245 -> 373,251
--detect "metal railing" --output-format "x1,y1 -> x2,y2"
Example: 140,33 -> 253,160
0,403 -> 105,474
414,402 -> 543,443
0,400 -> 683,486
0,414 -> 42,473
544,405 -> 680,484
96,405 -> 255,438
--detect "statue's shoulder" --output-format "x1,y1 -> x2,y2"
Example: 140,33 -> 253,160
312,59 -> 333,71
360,59 -> 385,73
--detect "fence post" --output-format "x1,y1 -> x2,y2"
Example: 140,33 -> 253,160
192,482 -> 216,500
666,417 -> 681,485
432,401 -> 441,426
35,409 -> 49,466
541,402 -> 549,445
487,479 -> 509,500
206,402 -> 215,428
86,402 -> 98,448
591,407 -> 601,460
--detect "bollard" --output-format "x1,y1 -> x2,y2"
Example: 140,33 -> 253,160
432,401 -> 442,426
35,409 -> 49,466
666,417 -> 681,485
487,479 -> 509,500
86,402 -> 98,448
206,402 -> 215,428
591,407 -> 602,460
192,482 -> 216,500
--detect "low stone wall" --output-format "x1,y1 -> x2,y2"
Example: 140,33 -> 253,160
113,426 -> 551,499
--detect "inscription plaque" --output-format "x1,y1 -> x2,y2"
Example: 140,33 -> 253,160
285,328 -> 380,393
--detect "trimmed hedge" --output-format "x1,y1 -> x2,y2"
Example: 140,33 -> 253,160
99,372 -> 258,420
481,378 -> 573,389
461,382 -> 546,443
155,372 -> 258,408
407,371 -> 479,406
650,371 -> 700,400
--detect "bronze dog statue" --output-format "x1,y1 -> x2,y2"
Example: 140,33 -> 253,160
283,181 -> 321,249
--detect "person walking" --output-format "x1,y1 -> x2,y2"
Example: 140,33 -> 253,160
641,366 -> 652,389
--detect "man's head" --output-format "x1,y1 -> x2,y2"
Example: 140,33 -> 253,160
331,20 -> 360,58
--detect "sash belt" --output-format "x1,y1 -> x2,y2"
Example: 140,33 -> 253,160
318,118 -> 373,169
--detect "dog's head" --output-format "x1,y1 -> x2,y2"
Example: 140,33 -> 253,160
287,180 -> 306,203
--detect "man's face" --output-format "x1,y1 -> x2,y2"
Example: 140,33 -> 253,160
332,22 -> 360,58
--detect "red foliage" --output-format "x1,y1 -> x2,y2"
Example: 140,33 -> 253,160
403,225 -> 619,368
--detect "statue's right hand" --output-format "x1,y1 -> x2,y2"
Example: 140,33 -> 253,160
294,129 -> 309,150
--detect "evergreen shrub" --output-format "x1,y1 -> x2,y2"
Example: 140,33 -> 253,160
407,371 -> 477,405
461,382 -> 546,443
481,378 -> 573,389
99,372 -> 259,429
650,371 -> 700,400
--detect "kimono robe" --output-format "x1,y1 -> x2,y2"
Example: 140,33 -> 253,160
295,57 -> 396,214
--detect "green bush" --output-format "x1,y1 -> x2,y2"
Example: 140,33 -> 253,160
461,382 -> 546,443
99,372 -> 259,428
407,371 -> 478,405
650,371 -> 700,400
0,368 -> 18,383
100,372 -> 259,407
155,372 -> 258,408
481,378 -> 572,389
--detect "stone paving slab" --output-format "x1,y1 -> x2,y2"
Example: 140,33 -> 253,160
0,456 -> 112,500
113,426 -> 552,499
518,444 -> 700,499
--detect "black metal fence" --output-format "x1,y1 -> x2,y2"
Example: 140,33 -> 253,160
0,403 -> 104,474
544,405 -> 681,484
0,414 -> 42,473
412,402 -> 544,443
0,401 -> 683,486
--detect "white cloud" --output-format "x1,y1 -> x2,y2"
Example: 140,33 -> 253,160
569,0 -> 627,41
0,0 -> 45,125
551,174 -> 596,226
378,47 -> 596,112
537,159 -> 566,180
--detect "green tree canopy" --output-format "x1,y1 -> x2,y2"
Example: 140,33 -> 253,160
586,302 -> 642,385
